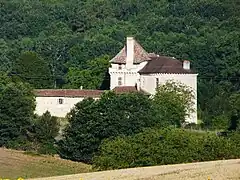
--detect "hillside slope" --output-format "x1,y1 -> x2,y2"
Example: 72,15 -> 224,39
29,159 -> 240,180
0,148 -> 91,179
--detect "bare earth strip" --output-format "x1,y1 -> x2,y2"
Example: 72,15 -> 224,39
29,159 -> 240,180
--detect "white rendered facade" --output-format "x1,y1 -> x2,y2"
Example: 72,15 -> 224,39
109,62 -> 147,90
35,96 -> 99,117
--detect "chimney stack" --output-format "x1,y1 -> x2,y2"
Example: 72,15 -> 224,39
126,37 -> 134,70
183,60 -> 190,70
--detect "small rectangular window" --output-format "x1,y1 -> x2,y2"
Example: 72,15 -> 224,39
118,77 -> 122,86
118,64 -> 122,70
58,98 -> 64,104
156,78 -> 159,88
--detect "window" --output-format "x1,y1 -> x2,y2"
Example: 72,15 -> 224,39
118,64 -> 122,70
58,98 -> 64,104
156,78 -> 159,88
118,77 -> 122,86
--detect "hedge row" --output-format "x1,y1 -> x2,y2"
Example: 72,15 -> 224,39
93,128 -> 240,170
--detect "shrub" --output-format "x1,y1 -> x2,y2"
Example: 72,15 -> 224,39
228,93 -> 240,131
38,142 -> 58,155
6,137 -> 38,151
34,111 -> 60,143
93,128 -> 240,170
210,115 -> 230,130
34,111 -> 60,155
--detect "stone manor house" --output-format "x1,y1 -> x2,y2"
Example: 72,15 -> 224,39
35,37 -> 198,123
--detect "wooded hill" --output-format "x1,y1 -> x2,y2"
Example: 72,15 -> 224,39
0,0 -> 240,127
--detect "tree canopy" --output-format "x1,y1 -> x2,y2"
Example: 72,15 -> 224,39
58,91 -> 158,163
0,74 -> 35,147
0,0 -> 240,125
153,81 -> 194,127
13,51 -> 53,88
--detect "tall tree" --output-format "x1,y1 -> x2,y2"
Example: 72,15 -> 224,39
0,74 -> 35,147
153,81 -> 194,127
13,51 -> 53,88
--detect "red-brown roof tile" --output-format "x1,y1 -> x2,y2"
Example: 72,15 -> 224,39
35,87 -> 147,97
34,89 -> 104,97
113,86 -> 150,95
113,86 -> 138,93
110,41 -> 151,64
138,56 -> 195,74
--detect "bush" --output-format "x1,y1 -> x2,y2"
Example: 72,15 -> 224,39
34,111 -> 60,155
34,111 -> 60,143
93,128 -> 240,170
38,142 -> 58,155
6,137 -> 38,151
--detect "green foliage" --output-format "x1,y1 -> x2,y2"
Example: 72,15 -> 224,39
228,93 -> 240,131
58,91 -> 158,163
210,115 -> 230,130
34,111 -> 60,154
35,111 -> 60,143
0,39 -> 12,72
37,142 -> 58,155
153,81 -> 194,127
0,74 -> 35,147
13,51 -> 53,88
65,55 -> 110,89
229,93 -> 240,112
0,0 -> 240,127
93,128 -> 240,170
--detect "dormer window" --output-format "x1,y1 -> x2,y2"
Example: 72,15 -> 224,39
118,64 -> 122,70
118,77 -> 122,86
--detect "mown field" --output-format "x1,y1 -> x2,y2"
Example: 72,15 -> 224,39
30,159 -> 240,180
0,148 -> 91,179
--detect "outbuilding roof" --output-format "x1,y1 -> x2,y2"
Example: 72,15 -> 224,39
34,89 -> 104,98
34,87 -> 148,97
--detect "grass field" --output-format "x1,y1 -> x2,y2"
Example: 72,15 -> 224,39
0,148 -> 91,179
29,159 -> 240,180
1,147 -> 239,180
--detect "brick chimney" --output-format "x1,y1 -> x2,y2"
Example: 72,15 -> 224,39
183,60 -> 190,70
126,37 -> 134,69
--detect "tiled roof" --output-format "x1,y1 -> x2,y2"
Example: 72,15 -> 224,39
138,56 -> 195,74
35,87 -> 146,97
113,86 -> 150,95
110,41 -> 151,64
34,89 -> 104,97
113,86 -> 138,93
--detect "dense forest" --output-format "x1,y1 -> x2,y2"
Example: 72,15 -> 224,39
0,0 -> 240,127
